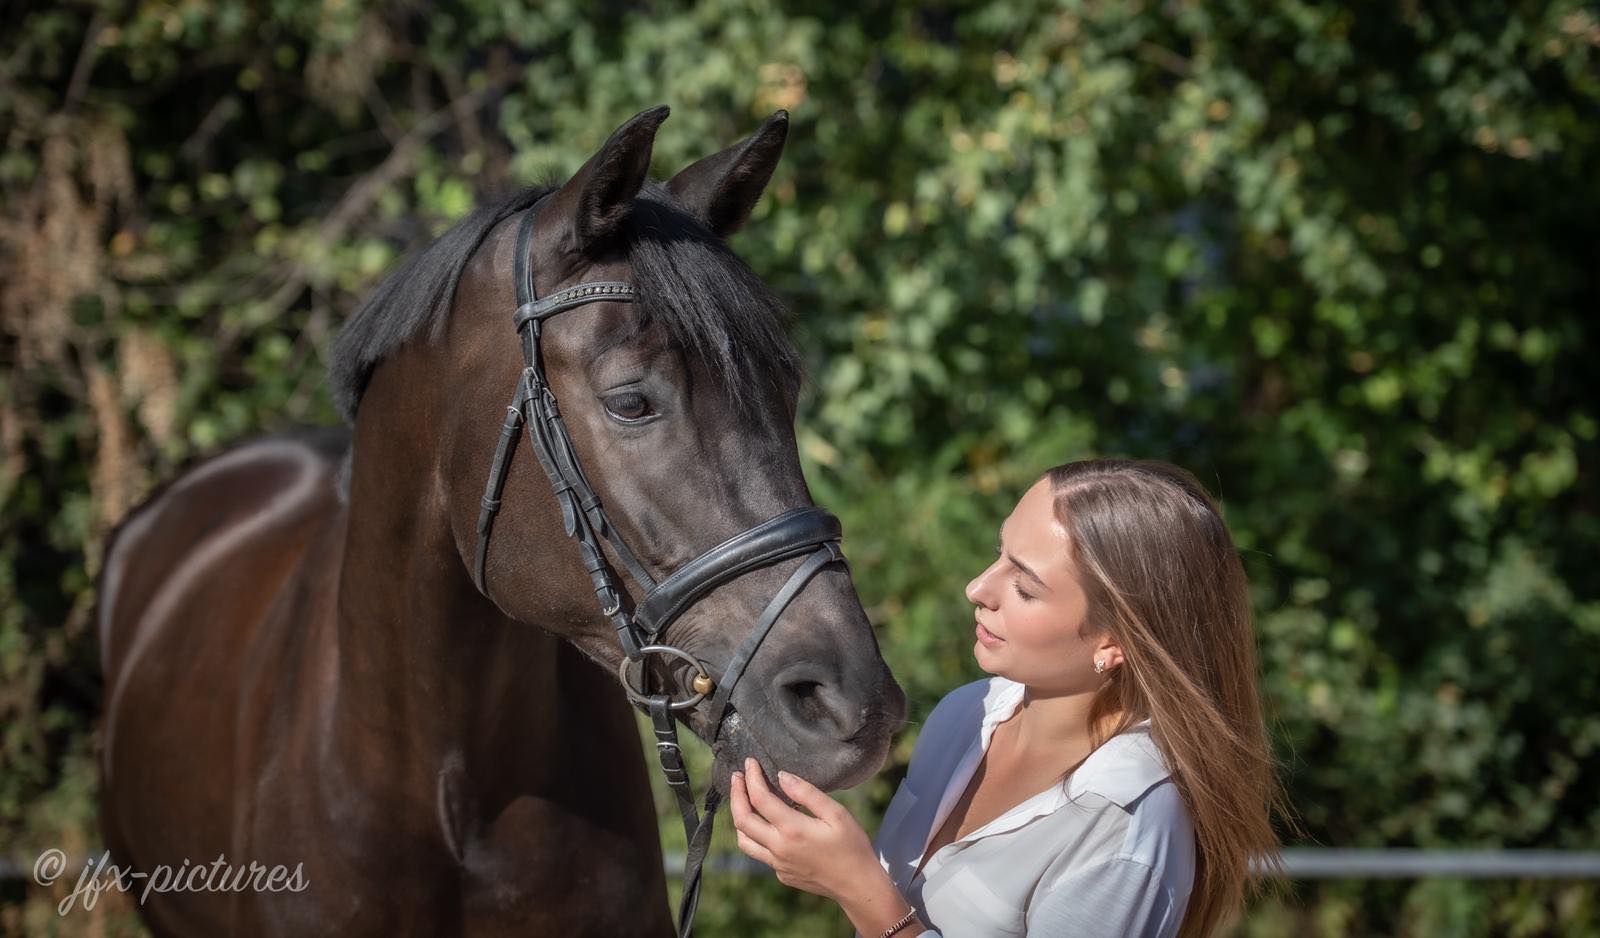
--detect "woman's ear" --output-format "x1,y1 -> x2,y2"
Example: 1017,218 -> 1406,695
1095,637 -> 1126,672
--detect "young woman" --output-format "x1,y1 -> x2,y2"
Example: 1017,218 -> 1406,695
729,458 -> 1288,937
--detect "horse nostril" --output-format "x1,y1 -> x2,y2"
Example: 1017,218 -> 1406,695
781,675 -> 848,734
787,678 -> 822,708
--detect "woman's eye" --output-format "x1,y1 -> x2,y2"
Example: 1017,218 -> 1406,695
1012,582 -> 1034,602
602,391 -> 655,423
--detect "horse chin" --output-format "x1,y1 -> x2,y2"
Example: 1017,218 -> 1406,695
689,710 -> 796,805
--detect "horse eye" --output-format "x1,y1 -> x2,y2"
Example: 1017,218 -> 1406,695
603,391 -> 655,423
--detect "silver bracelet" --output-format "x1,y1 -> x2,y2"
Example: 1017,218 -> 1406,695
878,907 -> 920,938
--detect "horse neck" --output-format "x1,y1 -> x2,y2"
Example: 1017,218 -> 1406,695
327,367 -> 564,797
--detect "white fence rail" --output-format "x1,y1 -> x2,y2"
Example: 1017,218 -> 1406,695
5,849 -> 1599,883
661,849 -> 1600,880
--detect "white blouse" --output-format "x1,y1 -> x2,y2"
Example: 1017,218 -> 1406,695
860,675 -> 1196,937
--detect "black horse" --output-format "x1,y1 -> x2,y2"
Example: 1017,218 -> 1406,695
97,106 -> 906,936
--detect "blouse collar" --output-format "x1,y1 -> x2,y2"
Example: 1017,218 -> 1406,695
979,676 -> 1172,809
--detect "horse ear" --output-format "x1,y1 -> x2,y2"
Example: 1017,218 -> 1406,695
666,110 -> 789,238
550,105 -> 669,252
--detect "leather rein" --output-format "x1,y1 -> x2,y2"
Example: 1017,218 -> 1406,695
472,197 -> 846,937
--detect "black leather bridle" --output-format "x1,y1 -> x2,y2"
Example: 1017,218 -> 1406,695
472,197 -> 847,937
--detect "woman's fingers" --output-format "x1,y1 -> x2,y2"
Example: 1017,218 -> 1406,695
741,758 -> 801,828
776,770 -> 844,822
734,827 -> 779,869
729,772 -> 780,844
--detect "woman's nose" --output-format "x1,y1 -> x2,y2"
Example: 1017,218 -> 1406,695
965,561 -> 1000,608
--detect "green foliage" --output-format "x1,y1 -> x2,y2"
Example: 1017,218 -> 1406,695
3,1 -> 1597,935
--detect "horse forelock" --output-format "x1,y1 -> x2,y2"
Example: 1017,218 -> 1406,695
328,183 -> 804,426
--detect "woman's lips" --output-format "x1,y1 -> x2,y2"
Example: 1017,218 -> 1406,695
976,620 -> 1006,647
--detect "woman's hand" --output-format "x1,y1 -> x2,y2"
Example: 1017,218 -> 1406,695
729,757 -> 880,904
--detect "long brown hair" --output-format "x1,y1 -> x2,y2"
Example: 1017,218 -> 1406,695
1045,458 -> 1295,937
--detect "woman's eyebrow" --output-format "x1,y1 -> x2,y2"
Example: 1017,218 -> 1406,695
1007,551 -> 1049,590
998,520 -> 1050,590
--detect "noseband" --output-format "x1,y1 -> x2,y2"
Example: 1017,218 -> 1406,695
472,198 -> 847,937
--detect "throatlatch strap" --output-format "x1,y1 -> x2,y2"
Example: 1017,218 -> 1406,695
473,402 -> 527,593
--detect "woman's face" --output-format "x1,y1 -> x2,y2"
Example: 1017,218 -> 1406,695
964,477 -> 1119,692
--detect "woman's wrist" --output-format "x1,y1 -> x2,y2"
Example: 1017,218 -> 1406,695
875,906 -> 926,938
833,860 -> 926,937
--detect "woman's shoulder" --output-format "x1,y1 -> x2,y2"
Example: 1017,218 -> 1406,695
1032,779 -> 1197,923
1117,778 -> 1196,872
1064,724 -> 1195,869
1026,781 -> 1196,938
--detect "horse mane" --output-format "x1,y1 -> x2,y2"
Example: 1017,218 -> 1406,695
328,183 -> 804,424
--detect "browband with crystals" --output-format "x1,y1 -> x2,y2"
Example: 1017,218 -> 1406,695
513,281 -> 635,329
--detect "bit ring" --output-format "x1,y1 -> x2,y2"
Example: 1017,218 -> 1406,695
616,644 -> 713,711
